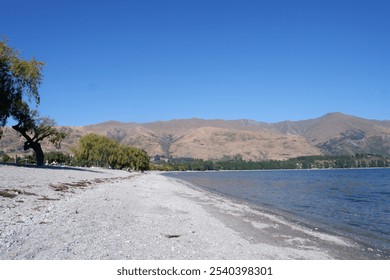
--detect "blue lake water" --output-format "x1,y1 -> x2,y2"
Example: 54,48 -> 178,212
164,169 -> 390,256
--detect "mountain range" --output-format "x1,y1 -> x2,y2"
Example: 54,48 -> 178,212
1,112 -> 390,161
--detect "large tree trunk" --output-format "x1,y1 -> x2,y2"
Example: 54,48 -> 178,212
31,142 -> 44,166
12,124 -> 45,167
24,141 -> 44,166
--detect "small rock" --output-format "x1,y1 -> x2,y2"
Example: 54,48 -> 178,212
165,234 -> 181,239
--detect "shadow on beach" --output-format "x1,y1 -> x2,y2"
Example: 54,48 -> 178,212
0,162 -> 105,174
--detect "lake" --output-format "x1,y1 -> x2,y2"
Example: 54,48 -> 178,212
164,169 -> 390,257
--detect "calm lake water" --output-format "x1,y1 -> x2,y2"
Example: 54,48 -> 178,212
164,169 -> 390,255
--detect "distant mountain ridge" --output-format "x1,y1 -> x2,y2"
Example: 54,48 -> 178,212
1,112 -> 390,161
269,113 -> 390,156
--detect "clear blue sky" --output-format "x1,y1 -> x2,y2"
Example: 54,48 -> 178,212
2,0 -> 389,125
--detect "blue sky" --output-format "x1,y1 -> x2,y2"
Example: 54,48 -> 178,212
2,0 -> 389,125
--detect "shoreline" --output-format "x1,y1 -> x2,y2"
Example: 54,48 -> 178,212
0,165 -> 385,259
165,166 -> 390,173
168,174 -> 375,247
163,169 -> 390,257
163,175 -> 388,260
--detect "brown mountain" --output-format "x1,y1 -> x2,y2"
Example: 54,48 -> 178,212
79,118 -> 322,160
1,113 -> 390,161
270,113 -> 390,156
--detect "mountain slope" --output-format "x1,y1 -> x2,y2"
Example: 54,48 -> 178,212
1,113 -> 390,161
65,113 -> 390,159
170,126 -> 321,160
270,113 -> 390,155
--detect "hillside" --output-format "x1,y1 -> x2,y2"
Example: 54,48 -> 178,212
1,113 -> 390,161
270,113 -> 390,155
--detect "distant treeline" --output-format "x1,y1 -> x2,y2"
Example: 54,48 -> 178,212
150,154 -> 390,171
2,148 -> 389,172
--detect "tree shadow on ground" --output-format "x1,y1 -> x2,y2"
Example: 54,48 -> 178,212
0,162 -> 106,174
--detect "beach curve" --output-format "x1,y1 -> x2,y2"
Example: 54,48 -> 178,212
0,165 -> 378,259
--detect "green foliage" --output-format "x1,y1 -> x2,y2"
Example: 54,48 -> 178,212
45,152 -> 72,165
73,134 -> 150,171
22,154 -> 36,165
0,38 -> 43,131
1,152 -> 11,163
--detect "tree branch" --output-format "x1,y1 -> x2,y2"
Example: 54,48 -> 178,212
12,122 -> 33,143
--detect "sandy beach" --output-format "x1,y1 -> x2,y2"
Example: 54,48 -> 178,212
0,164 -> 379,260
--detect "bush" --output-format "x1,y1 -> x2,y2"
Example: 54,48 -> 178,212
1,153 -> 12,163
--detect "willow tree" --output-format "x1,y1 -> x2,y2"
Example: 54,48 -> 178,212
1,39 -> 42,132
73,134 -> 150,171
0,39 -> 65,166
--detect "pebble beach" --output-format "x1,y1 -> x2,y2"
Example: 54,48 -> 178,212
0,164 -> 377,260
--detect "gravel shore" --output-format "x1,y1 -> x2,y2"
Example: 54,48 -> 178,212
0,164 -> 378,259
